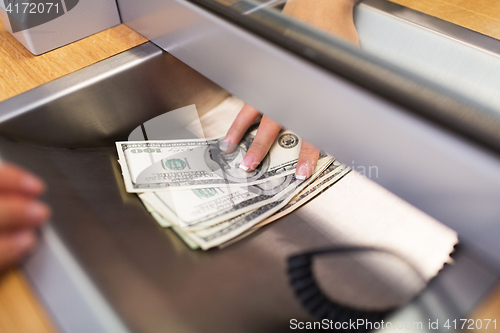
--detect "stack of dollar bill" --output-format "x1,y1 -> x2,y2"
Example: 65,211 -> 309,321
116,125 -> 350,250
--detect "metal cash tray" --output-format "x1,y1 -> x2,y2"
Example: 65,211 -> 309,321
0,42 -> 350,333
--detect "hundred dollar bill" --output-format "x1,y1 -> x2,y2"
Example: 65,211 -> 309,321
260,161 -> 351,225
139,157 -> 332,230
139,196 -> 200,249
138,155 -> 332,229
217,161 -> 351,249
138,176 -> 293,228
142,161 -> 349,250
168,162 -> 334,250
116,128 -> 330,192
140,198 -> 171,227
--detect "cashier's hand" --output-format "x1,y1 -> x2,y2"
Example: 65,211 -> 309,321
221,0 -> 360,180
0,164 -> 50,271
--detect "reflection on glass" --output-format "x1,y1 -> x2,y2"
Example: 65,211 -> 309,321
197,0 -> 361,52
187,0 -> 361,184
229,0 -> 360,45
190,0 -> 500,152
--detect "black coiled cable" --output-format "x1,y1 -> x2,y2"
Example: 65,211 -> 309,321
287,246 -> 426,332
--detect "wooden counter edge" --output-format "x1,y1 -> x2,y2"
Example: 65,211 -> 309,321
0,21 -> 148,103
388,0 -> 500,41
0,269 -> 58,333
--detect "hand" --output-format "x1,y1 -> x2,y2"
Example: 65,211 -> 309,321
282,0 -> 360,46
220,104 -> 320,180
0,163 -> 50,272
221,1 -> 360,180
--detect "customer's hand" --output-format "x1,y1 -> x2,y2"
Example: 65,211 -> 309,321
0,163 -> 50,271
221,0 -> 360,180
282,0 -> 360,46
220,104 -> 320,180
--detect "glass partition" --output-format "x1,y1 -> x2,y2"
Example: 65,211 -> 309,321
187,0 -> 500,152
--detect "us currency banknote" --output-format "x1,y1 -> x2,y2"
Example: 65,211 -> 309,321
139,160 -> 347,250
138,156 -> 331,230
138,155 -> 333,228
140,198 -> 171,227
258,160 -> 350,226
214,162 -> 350,249
141,197 -> 200,249
139,175 -> 295,228
174,174 -> 316,250
116,128 -> 330,192
217,161 -> 352,248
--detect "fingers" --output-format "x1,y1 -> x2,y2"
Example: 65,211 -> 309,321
220,104 -> 261,153
0,164 -> 47,272
295,141 -> 320,180
240,115 -> 282,171
223,104 -> 318,177
0,164 -> 45,196
0,196 -> 50,230
0,229 -> 36,271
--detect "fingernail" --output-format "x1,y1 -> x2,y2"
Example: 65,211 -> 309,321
26,202 -> 48,222
22,175 -> 44,193
13,231 -> 33,249
220,137 -> 238,153
219,142 -> 230,152
240,154 -> 255,171
295,163 -> 310,181
219,137 -> 231,152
